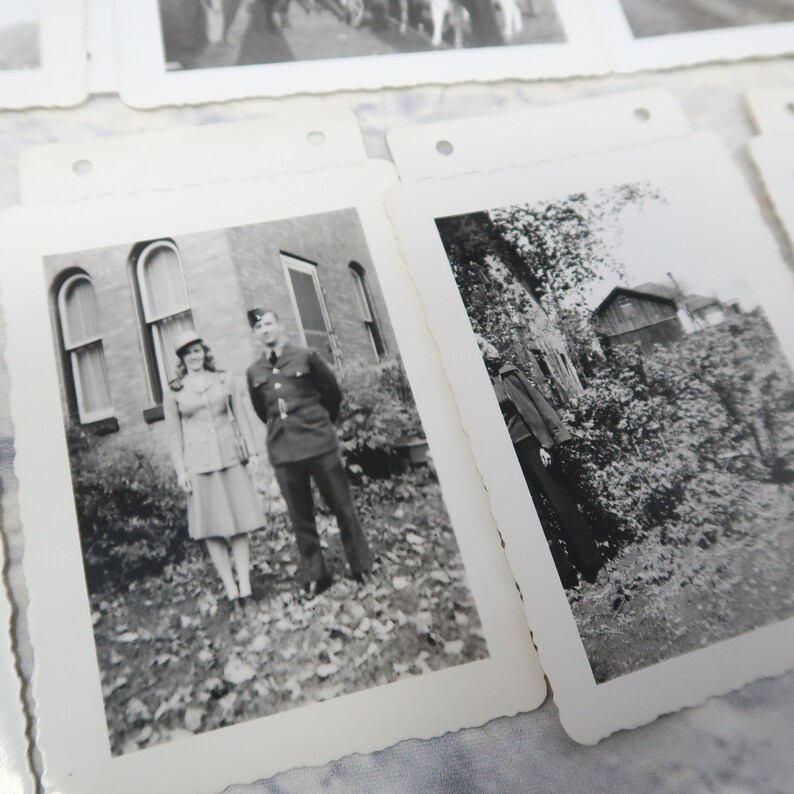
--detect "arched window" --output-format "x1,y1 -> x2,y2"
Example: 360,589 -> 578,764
349,263 -> 385,360
135,240 -> 194,403
57,273 -> 114,424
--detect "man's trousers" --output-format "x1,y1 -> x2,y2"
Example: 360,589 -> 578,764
513,436 -> 602,587
274,450 -> 373,583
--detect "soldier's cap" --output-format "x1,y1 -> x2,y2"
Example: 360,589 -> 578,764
174,328 -> 203,357
247,307 -> 277,327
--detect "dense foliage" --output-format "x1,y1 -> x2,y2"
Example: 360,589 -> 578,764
436,184 -> 663,380
559,312 -> 794,551
336,357 -> 426,479
67,428 -> 189,593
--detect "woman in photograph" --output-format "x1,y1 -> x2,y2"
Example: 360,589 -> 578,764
164,329 -> 264,605
477,335 -> 603,588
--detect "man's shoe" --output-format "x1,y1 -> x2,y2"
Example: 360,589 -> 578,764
351,570 -> 374,585
304,574 -> 333,599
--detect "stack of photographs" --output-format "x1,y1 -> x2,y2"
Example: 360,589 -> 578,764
2,2 -> 794,106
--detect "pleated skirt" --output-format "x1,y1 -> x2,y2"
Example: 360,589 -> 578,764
187,463 -> 265,540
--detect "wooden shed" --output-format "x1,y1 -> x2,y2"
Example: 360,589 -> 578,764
594,284 -> 686,356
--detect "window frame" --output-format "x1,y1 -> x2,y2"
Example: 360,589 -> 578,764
56,272 -> 115,425
133,239 -> 193,406
349,262 -> 386,360
281,253 -> 340,365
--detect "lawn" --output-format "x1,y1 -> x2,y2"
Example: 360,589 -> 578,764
568,482 -> 794,683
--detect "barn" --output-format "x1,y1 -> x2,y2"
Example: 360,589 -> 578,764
594,282 -> 688,356
594,281 -> 737,356
43,208 -> 397,466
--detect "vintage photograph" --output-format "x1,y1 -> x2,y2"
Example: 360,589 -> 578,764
435,180 -> 794,684
158,0 -> 564,70
44,208 -> 487,755
0,0 -> 39,70
619,0 -> 794,38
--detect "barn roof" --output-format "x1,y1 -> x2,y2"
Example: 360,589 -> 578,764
594,283 -> 678,316
632,282 -> 678,300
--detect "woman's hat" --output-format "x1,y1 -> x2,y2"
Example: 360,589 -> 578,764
174,329 -> 203,356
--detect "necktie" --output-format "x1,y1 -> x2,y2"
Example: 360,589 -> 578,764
269,350 -> 278,367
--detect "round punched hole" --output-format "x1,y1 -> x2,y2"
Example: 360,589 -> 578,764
787,101 -> 794,116
436,140 -> 454,156
633,107 -> 651,122
72,159 -> 93,176
307,130 -> 326,146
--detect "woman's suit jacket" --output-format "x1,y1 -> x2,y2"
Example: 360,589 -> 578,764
164,372 -> 257,475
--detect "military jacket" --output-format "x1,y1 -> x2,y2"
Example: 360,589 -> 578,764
246,342 -> 342,466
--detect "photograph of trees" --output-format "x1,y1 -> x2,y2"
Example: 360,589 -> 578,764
435,182 -> 794,683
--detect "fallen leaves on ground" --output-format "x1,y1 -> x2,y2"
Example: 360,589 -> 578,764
90,478 -> 488,756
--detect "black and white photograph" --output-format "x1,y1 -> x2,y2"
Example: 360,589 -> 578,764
0,0 -> 86,108
158,0 -> 564,70
594,0 -> 794,70
0,0 -> 39,70
43,208 -> 488,756
618,0 -> 794,39
434,173 -> 794,684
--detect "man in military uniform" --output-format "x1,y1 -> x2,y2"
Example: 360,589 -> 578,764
246,308 -> 373,597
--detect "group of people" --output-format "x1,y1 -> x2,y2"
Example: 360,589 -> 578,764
164,308 -> 372,608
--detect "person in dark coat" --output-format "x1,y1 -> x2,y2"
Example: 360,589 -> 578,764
246,308 -> 373,597
477,336 -> 603,588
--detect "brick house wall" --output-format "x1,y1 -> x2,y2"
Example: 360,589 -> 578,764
227,208 -> 396,364
43,209 -> 397,467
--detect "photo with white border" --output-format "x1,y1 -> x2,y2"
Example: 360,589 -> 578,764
115,0 -> 605,106
593,0 -> 794,71
386,132 -> 794,742
0,0 -> 86,108
0,160 -> 544,793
